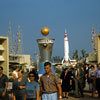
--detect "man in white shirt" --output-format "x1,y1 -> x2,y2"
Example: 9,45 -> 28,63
12,66 -> 19,79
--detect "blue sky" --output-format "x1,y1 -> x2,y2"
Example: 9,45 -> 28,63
0,0 -> 100,60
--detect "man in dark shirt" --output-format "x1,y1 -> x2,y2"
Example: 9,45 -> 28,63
40,62 -> 62,100
0,66 -> 9,100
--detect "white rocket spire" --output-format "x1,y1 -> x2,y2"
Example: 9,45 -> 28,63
62,29 -> 70,64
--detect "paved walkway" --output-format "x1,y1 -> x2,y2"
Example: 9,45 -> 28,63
62,92 -> 99,100
9,82 -> 99,100
63,81 -> 99,100
62,82 -> 99,100
9,92 -> 99,100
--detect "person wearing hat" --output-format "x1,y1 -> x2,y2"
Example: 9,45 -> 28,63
0,66 -> 9,100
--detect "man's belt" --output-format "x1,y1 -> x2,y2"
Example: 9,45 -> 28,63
43,91 -> 57,94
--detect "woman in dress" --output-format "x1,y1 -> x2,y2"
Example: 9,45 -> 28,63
26,71 -> 39,100
60,68 -> 72,98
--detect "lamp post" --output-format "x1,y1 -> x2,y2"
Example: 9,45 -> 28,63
34,53 -> 39,71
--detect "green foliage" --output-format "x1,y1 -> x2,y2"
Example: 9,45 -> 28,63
55,68 -> 62,76
81,49 -> 86,57
72,49 -> 79,61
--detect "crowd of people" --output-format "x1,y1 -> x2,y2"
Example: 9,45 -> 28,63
60,63 -> 100,99
0,62 -> 100,100
0,62 -> 62,100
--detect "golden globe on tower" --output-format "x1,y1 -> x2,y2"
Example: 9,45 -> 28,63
41,27 -> 50,36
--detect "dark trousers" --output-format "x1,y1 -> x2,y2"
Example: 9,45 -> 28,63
0,93 -> 9,100
75,79 -> 83,97
78,81 -> 83,95
96,78 -> 100,96
15,95 -> 25,100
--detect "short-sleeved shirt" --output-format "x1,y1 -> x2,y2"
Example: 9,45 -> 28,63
13,77 -> 28,97
0,74 -> 8,89
95,70 -> 100,78
12,71 -> 18,78
40,72 -> 61,94
89,69 -> 95,77
26,81 -> 39,99
0,74 -> 9,100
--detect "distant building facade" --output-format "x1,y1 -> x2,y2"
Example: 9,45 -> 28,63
9,54 -> 31,66
0,36 -> 9,76
97,33 -> 100,63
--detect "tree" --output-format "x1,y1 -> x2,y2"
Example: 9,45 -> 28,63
72,49 -> 79,61
81,49 -> 86,58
